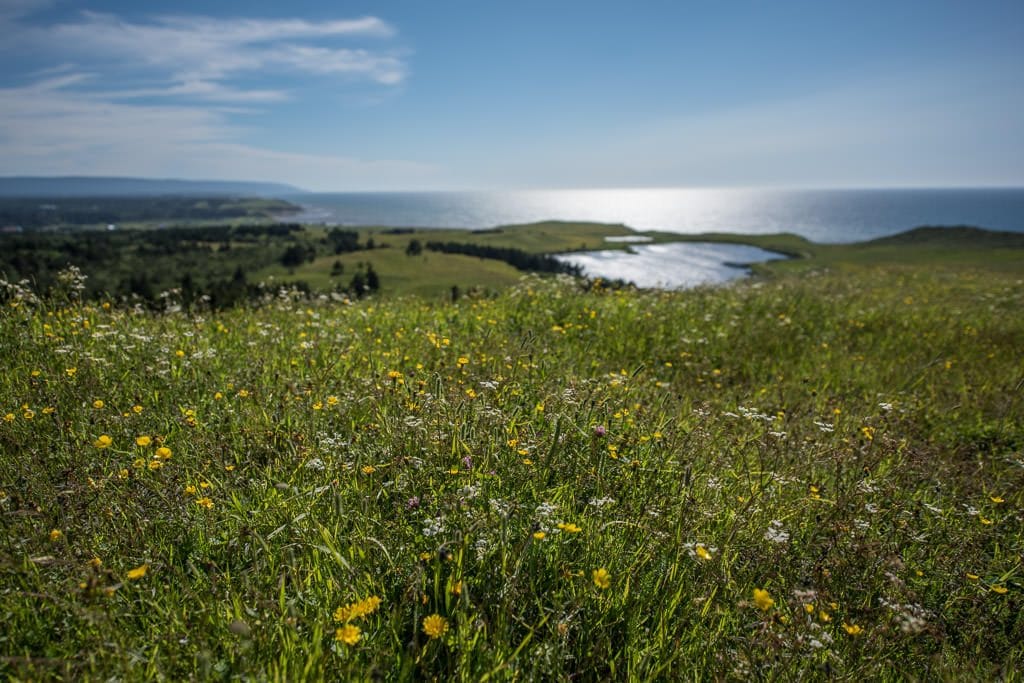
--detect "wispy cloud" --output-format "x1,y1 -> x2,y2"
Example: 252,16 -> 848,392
0,8 -> 438,188
0,77 -> 441,190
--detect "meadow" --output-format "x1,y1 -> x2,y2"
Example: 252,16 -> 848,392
1,255 -> 1023,679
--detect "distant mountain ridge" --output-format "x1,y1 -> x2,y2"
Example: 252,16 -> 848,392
0,176 -> 305,198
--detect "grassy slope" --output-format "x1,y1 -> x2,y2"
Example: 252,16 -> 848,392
1,264 -> 1022,680
261,222 -> 1024,297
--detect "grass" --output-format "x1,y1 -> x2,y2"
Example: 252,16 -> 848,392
267,222 -> 1024,298
1,259 -> 1022,680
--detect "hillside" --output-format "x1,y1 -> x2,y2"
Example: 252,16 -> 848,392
1,264 -> 1021,679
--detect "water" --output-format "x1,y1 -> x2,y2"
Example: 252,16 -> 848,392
282,187 -> 1024,287
554,242 -> 789,289
284,188 -> 1024,243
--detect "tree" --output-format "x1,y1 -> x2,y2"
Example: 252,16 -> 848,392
406,239 -> 422,256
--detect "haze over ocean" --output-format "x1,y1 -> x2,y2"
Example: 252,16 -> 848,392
284,188 -> 1024,243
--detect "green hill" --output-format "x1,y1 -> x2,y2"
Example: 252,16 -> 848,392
1,261 -> 1021,679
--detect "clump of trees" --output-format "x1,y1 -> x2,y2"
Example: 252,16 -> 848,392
424,241 -> 582,276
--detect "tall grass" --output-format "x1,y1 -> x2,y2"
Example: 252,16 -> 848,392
1,266 -> 1022,680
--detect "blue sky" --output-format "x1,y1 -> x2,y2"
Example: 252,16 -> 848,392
1,0 -> 1022,191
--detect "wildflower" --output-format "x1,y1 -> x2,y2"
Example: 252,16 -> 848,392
804,603 -> 815,614
334,596 -> 382,622
556,522 -> 582,533
3,413 -> 13,423
195,497 -> 214,509
156,446 -> 172,459
49,529 -> 62,542
966,573 -> 980,581
842,623 -> 863,636
818,609 -> 831,622
592,568 -> 611,589
175,349 -> 185,358
184,485 -> 197,496
326,395 -> 339,406
93,400 -> 104,409
695,545 -> 713,561
990,584 -> 1008,594
422,614 -> 448,639
753,588 -> 775,611
148,460 -> 162,470
334,624 -> 361,645
861,426 -> 875,441
89,557 -> 102,568
990,495 -> 1004,504
406,496 -> 420,510
214,392 -> 224,400
594,425 -> 607,437
126,564 -> 148,580
362,465 -> 376,475
136,435 -> 152,447
980,517 -> 993,525
94,434 -> 112,449
132,404 -> 143,413
532,531 -> 546,540
456,357 -> 469,367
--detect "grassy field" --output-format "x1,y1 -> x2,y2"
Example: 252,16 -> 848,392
259,222 -> 1024,298
1,255 -> 1022,679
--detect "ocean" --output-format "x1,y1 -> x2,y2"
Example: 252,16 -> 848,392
283,187 -> 1024,243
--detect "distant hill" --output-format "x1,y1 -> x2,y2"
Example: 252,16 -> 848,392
0,176 -> 305,198
866,225 -> 1024,248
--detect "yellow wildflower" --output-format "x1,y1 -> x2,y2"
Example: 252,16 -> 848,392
990,584 -> 1008,594
532,531 -> 546,540
49,529 -> 62,542
990,495 -> 1004,504
556,522 -> 582,533
334,624 -> 361,645
842,623 -> 863,636
422,614 -> 448,639
196,497 -> 214,509
362,465 -> 376,475
592,568 -> 611,589
155,446 -> 172,459
126,564 -> 148,580
695,545 -> 713,561
136,435 -> 152,447
334,596 -> 382,622
94,434 -> 112,449
753,588 -> 775,611
92,400 -> 104,409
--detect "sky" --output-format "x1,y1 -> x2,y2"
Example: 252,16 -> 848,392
1,0 -> 1022,191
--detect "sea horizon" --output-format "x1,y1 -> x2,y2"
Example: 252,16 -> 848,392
282,186 -> 1024,244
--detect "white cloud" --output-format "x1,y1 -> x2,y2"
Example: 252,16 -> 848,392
43,11 -> 404,88
0,9 -> 437,188
0,78 -> 441,190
